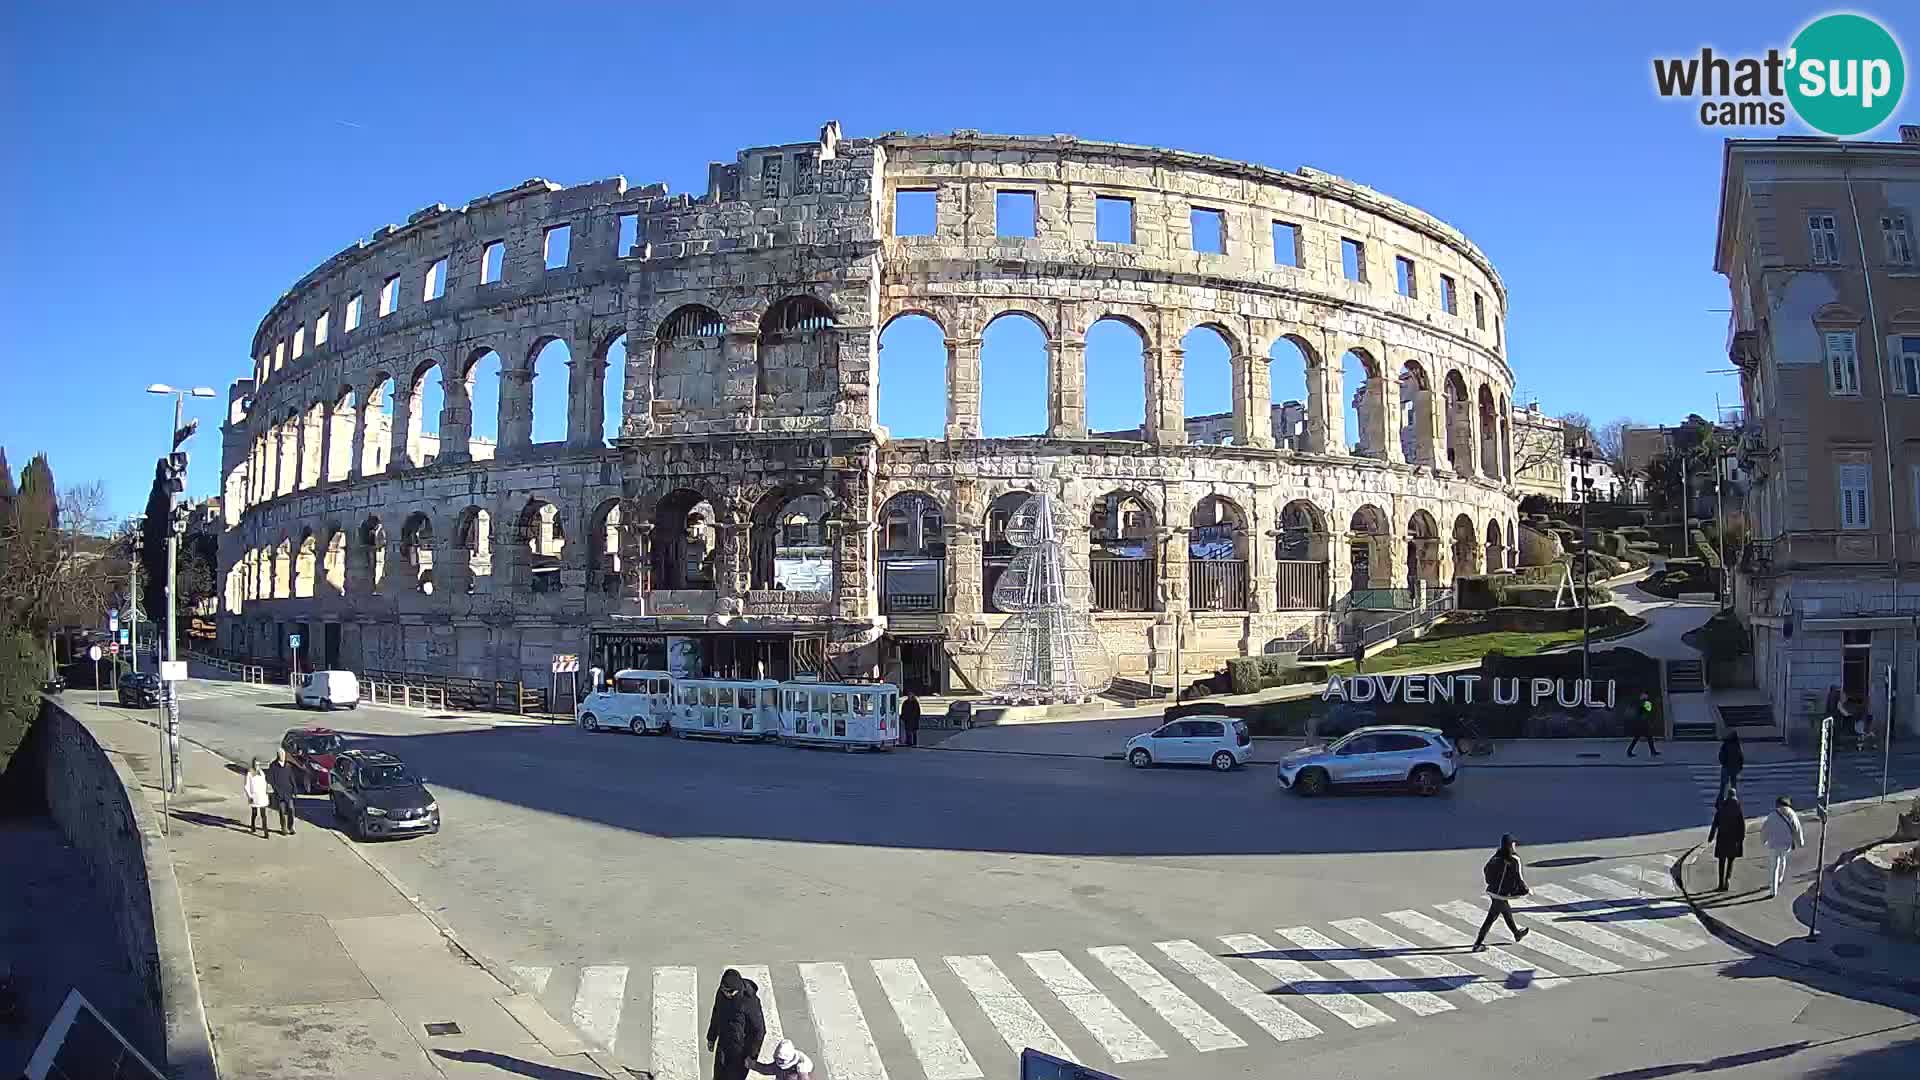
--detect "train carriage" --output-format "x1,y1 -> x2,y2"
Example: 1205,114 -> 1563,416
669,678 -> 782,742
778,680 -> 899,750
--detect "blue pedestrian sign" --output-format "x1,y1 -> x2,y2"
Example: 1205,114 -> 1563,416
289,633 -> 302,649
109,609 -> 119,633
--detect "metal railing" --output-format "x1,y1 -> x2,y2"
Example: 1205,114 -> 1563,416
1187,560 -> 1248,611
1346,587 -> 1416,611
1091,557 -> 1154,612
1273,560 -> 1329,610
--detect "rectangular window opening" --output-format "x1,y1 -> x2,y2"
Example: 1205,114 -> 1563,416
1190,207 -> 1224,254
1825,330 -> 1860,395
379,276 -> 399,317
1096,196 -> 1134,244
997,191 -> 1038,239
1809,213 -> 1841,266
314,311 -> 329,347
894,189 -> 936,237
1838,462 -> 1871,530
480,241 -> 505,285
1394,255 -> 1417,298
424,257 -> 447,301
291,326 -> 305,359
1271,221 -> 1300,267
345,294 -> 363,332
616,214 -> 638,256
273,340 -> 284,370
1439,274 -> 1458,314
1473,292 -> 1486,330
1899,335 -> 1920,395
760,153 -> 784,199
1494,315 -> 1503,348
1883,213 -> 1914,265
1341,238 -> 1367,282
543,225 -> 571,270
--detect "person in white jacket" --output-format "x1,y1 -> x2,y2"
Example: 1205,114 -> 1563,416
1760,795 -> 1805,900
244,758 -> 272,837
751,1039 -> 813,1079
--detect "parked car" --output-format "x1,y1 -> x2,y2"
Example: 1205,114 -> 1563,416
327,749 -> 439,841
280,726 -> 346,794
294,670 -> 360,711
41,673 -> 66,694
117,672 -> 162,708
1125,716 -> 1252,771
1276,725 -> 1458,797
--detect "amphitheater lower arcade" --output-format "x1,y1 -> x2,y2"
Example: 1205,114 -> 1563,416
216,124 -> 1520,695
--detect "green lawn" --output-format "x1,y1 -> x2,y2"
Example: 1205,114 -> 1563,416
1325,628 -> 1589,675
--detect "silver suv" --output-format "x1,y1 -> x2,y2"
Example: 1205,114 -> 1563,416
1275,725 -> 1458,797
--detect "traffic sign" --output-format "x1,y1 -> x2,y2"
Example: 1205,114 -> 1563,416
108,643 -> 120,656
289,633 -> 302,648
109,611 -> 119,632
158,661 -> 187,682
87,645 -> 102,662
118,628 -> 130,644
551,654 -> 580,674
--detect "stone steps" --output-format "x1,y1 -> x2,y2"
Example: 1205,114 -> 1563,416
1816,848 -> 1890,929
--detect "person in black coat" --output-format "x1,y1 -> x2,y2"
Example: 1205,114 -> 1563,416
707,968 -> 766,1080
900,695 -> 921,747
265,750 -> 298,836
1718,730 -> 1745,795
1472,834 -> 1533,951
1708,786 -> 1746,891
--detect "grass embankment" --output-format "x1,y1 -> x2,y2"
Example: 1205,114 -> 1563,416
1324,628 -> 1589,675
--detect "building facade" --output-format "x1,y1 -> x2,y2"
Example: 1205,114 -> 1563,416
216,124 -> 1519,694
1720,129 -> 1920,739
1511,405 -> 1567,502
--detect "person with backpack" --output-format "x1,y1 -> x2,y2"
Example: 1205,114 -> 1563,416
751,1038 -> 814,1079
707,968 -> 767,1080
1472,834 -> 1533,952
1760,795 -> 1805,900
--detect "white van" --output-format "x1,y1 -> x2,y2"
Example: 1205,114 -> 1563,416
295,670 -> 361,711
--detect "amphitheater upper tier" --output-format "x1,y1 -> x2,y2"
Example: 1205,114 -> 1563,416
219,121 -> 1521,693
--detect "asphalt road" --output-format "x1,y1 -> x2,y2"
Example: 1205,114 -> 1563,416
86,673 -> 1920,1080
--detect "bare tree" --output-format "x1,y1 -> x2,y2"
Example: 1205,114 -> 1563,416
1558,411 -> 1593,452
1510,412 -> 1568,487
0,481 -> 120,632
1594,418 -> 1632,470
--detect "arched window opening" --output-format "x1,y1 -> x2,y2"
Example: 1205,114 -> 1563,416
458,508 -> 493,593
1452,514 -> 1482,579
1347,505 -> 1390,596
273,538 -> 292,599
877,313 -> 945,439
654,305 -> 729,427
465,349 -> 503,460
1486,520 -> 1506,573
361,376 -> 393,477
751,491 -> 831,591
982,490 -> 1036,613
1188,495 -> 1248,610
1268,336 -> 1313,451
980,313 -> 1047,437
401,513 -> 435,595
1085,318 -> 1147,439
1477,385 -> 1500,480
359,517 -> 388,596
1342,349 -> 1382,457
1275,500 -> 1330,609
1406,510 -> 1443,593
601,334 -> 628,445
1181,325 -> 1235,444
662,305 -> 725,339
651,489 -> 717,591
1089,491 -> 1156,612
1398,361 -> 1436,466
766,295 -> 836,335
519,500 -> 565,593
1498,394 -> 1514,482
878,491 -> 945,615
1507,519 -> 1519,568
756,297 -> 839,426
322,529 -> 347,597
590,500 -> 625,595
327,388 -> 356,483
1443,371 -> 1472,476
531,338 -> 571,445
276,410 -> 298,497
299,402 -> 326,489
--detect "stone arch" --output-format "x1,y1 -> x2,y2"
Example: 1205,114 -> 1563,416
1397,359 -> 1438,466
1477,384 -> 1500,480
651,487 -> 719,591
1497,393 -> 1513,481
1267,333 -> 1320,452
1085,316 -> 1148,439
273,536 -> 292,599
1507,519 -> 1519,566
1275,498 -> 1331,609
1486,518 -> 1506,572
1089,489 -> 1158,612
1406,509 -> 1443,589
653,304 -> 728,427
459,346 -> 504,457
877,490 -> 945,616
1188,494 -> 1249,611
298,401 -> 326,489
322,526 -> 347,597
325,386 -> 355,483
587,498 -> 628,595
401,511 -> 435,594
1181,324 -> 1235,442
515,498 -> 566,592
749,486 -> 834,592
877,311 -> 946,439
1342,347 -> 1387,458
980,309 -> 1048,437
527,336 -> 572,447
402,358 -> 443,468
756,295 -> 840,426
1452,513 -> 1482,578
455,506 -> 493,593
599,331 -> 629,444
357,516 -> 388,595
361,373 -> 393,477
1347,504 -> 1390,593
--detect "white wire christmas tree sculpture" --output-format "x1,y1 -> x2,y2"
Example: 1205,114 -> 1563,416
981,493 -> 1114,704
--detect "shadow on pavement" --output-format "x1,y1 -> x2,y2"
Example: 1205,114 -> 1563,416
169,809 -> 253,833
430,1048 -> 609,1078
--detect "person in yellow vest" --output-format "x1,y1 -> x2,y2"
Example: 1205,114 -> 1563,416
1627,692 -> 1660,757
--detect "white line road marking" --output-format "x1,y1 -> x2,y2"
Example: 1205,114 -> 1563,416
1329,918 -> 1510,1004
734,965 -> 784,1049
946,954 -> 1077,1063
800,962 -> 890,1080
1273,925 -> 1455,1017
1514,887 -> 1669,963
1217,932 -> 1391,1030
871,959 -> 982,1080
571,964 -> 628,1053
1568,876 -> 1710,950
1019,951 -> 1164,1063
1153,940 -> 1321,1044
1087,946 -> 1243,1053
1383,909 -> 1565,989
1607,863 -> 1680,891
651,966 -> 698,1080
1434,900 -> 1622,975
509,964 -> 552,996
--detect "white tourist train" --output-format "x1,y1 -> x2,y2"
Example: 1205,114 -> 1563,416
576,670 -> 899,750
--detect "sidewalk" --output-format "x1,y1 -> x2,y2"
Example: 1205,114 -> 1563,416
1678,797 -> 1920,994
68,704 -> 614,1079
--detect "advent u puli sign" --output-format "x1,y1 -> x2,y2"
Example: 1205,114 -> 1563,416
1324,674 -> 1619,709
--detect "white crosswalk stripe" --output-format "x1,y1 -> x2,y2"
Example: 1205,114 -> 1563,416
650,966 -> 698,1080
1329,917 -> 1511,1004
1217,932 -> 1389,1030
1019,951 -> 1164,1063
1274,925 -> 1455,1017
1433,900 -> 1622,975
946,954 -> 1078,1064
509,964 -> 552,996
1154,939 -> 1321,1044
1608,861 -> 1681,892
872,959 -> 982,1080
1515,886 -> 1669,963
734,964 -> 784,1049
1382,908 -> 1566,989
1569,875 -> 1710,950
1086,945 -> 1243,1053
800,962 -> 889,1080
571,964 -> 627,1053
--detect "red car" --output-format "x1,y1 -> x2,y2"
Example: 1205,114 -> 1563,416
280,727 -> 345,794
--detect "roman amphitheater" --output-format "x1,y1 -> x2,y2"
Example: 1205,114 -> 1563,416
215,122 -> 1521,697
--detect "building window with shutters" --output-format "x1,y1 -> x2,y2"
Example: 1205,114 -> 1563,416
1883,213 -> 1914,266
1898,335 -> 1920,396
1838,462 -> 1871,530
1809,212 -> 1841,265
1824,331 -> 1860,396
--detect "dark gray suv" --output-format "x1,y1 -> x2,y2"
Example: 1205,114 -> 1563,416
327,750 -> 440,841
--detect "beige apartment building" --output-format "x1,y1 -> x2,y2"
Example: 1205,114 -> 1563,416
1719,129 -> 1920,743
1511,405 -> 1567,502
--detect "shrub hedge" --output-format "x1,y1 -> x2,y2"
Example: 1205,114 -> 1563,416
1223,654 -> 1329,695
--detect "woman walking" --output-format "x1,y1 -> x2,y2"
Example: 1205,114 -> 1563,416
1472,834 -> 1533,952
1760,795 -> 1805,900
1707,785 -> 1745,891
244,759 -> 272,838
1717,730 -> 1744,795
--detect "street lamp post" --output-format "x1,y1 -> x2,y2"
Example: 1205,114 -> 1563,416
1574,446 -> 1595,691
147,383 -> 216,795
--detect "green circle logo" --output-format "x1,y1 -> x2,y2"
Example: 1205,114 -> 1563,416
1787,14 -> 1905,136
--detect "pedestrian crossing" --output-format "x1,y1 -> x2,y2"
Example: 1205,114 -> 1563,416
1688,754 -> 1920,812
171,679 -> 281,703
505,856 -> 1709,1079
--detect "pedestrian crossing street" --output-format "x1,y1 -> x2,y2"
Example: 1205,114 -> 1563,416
1688,754 -> 1920,812
507,856 -> 1712,1079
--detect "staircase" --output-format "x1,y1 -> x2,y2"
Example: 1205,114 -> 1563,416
1716,703 -> 1780,742
1818,848 -> 1890,929
1104,677 -> 1170,704
1668,659 -> 1707,693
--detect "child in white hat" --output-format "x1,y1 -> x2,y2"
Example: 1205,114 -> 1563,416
752,1038 -> 813,1078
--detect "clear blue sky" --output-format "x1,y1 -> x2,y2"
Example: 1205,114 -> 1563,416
4,2 -> 1909,521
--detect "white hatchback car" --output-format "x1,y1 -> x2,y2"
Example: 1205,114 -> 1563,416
1125,716 -> 1253,771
